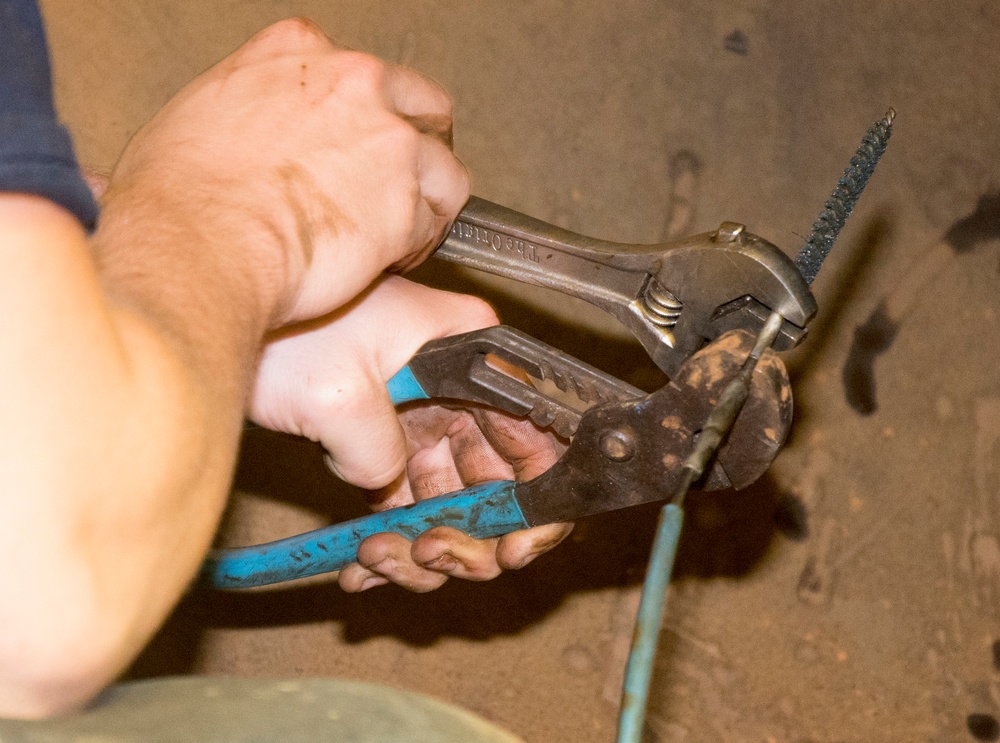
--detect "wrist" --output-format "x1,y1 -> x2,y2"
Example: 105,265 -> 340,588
96,167 -> 304,332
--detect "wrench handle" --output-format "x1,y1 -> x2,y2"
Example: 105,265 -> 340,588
437,196 -> 646,311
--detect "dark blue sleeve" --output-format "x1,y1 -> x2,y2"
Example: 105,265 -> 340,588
0,0 -> 99,230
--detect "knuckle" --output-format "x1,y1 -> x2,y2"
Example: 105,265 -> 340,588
338,51 -> 389,93
381,115 -> 423,156
256,17 -> 328,50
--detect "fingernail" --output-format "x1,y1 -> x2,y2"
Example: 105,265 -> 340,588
359,575 -> 388,591
364,558 -> 389,574
513,553 -> 538,570
422,553 -> 460,572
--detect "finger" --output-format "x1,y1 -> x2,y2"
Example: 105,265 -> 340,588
473,408 -> 566,479
338,562 -> 389,593
365,404 -> 469,511
396,408 -> 513,504
390,143 -> 469,273
405,435 -> 465,503
496,522 -> 574,571
445,413 -> 516,487
365,470 -> 415,512
383,65 -> 453,132
371,279 -> 498,374
395,404 -> 466,452
419,134 -> 470,221
366,434 -> 462,512
411,527 -> 503,581
294,280 -> 471,490
381,64 -> 466,263
402,113 -> 454,149
356,532 -> 449,592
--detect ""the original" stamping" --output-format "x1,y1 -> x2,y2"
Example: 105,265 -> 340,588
452,222 -> 540,263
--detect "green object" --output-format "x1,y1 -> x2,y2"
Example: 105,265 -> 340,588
0,677 -> 522,743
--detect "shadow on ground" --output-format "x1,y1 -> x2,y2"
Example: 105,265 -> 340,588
129,418 -> 786,680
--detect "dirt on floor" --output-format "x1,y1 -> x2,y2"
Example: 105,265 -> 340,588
42,1 -> 1000,741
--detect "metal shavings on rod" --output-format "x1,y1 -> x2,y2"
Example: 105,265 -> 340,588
794,109 -> 895,285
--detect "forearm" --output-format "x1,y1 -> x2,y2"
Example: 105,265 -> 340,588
0,195 -> 267,716
0,15 -> 470,717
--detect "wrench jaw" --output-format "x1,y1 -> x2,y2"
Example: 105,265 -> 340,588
436,198 -> 815,379
641,225 -> 818,378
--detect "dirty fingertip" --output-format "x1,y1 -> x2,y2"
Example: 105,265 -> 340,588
498,523 -> 573,570
418,551 -> 461,574
356,532 -> 408,568
338,563 -> 388,593
410,526 -> 461,565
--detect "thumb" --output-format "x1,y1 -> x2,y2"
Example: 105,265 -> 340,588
251,275 -> 499,490
324,281 -> 499,489
317,364 -> 408,490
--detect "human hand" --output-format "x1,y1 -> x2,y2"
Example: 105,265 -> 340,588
337,404 -> 573,592
101,18 -> 468,325
250,275 -> 573,591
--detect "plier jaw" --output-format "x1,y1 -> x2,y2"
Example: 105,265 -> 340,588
513,329 -> 792,526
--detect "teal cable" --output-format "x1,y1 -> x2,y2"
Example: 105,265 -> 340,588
617,313 -> 783,742
616,502 -> 684,743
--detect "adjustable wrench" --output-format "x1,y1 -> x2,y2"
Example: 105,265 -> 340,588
436,197 -> 816,377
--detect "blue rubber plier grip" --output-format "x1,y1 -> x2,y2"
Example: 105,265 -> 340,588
202,478 -> 527,590
202,362 -> 532,589
384,364 -> 431,405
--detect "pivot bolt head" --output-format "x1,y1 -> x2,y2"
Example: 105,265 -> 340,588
600,429 -> 636,462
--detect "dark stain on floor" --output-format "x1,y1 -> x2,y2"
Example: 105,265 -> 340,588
842,300 -> 898,415
967,712 -> 1000,741
841,192 -> 1000,416
773,491 -> 809,541
944,192 -> 1000,254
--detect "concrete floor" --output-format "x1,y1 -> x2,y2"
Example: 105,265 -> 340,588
43,1 -> 1000,741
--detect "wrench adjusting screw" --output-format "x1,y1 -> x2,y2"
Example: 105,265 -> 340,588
639,278 -> 683,331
